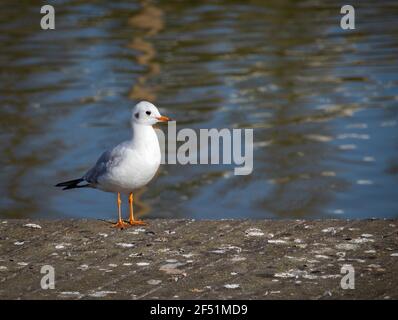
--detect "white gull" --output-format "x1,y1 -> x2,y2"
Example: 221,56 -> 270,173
55,101 -> 171,228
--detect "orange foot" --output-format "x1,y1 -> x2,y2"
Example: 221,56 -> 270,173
112,220 -> 130,229
128,219 -> 147,226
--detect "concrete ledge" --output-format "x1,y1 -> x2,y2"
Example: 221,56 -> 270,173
0,219 -> 397,299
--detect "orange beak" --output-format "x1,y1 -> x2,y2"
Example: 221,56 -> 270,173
156,115 -> 171,122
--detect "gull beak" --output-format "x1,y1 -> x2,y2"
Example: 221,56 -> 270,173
156,115 -> 171,122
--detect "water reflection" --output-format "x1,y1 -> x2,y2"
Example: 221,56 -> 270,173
0,1 -> 397,220
128,0 -> 163,101
126,0 -> 164,217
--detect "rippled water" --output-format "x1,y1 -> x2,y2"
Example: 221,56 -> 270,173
0,0 -> 397,220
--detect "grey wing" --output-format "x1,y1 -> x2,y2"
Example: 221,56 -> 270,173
84,150 -> 113,185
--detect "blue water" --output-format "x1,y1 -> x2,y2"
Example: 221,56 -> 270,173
0,0 -> 397,220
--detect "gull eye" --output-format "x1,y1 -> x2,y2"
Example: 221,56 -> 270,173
146,111 -> 151,115
135,113 -> 139,119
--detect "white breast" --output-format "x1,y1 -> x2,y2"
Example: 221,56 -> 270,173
96,125 -> 161,194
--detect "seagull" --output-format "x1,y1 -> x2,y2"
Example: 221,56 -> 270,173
55,101 -> 171,229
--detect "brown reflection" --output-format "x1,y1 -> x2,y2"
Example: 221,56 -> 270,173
127,0 -> 164,217
128,0 -> 164,101
134,186 -> 151,218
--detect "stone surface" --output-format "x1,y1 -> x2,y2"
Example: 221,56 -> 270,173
0,219 -> 397,299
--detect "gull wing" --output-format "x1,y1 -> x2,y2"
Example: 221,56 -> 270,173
84,148 -> 122,185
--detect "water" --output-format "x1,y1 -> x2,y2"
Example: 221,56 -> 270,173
0,0 -> 397,220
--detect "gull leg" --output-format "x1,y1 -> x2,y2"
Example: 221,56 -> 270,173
113,192 -> 129,229
128,192 -> 146,226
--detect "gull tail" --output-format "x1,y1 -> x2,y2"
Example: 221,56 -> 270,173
55,178 -> 90,190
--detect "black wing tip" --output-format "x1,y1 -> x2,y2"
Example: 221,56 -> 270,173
62,184 -> 90,190
55,178 -> 86,189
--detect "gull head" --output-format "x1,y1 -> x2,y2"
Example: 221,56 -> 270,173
131,101 -> 171,126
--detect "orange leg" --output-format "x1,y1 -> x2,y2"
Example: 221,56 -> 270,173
112,192 -> 129,229
128,193 -> 146,226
